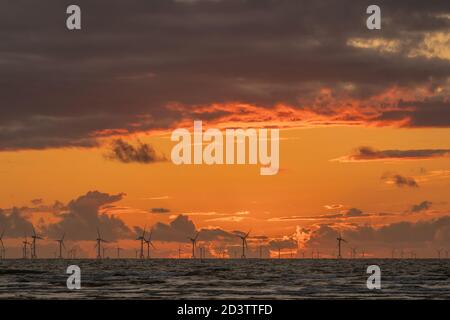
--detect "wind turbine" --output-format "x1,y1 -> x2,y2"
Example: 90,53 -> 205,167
22,234 -> 31,259
144,229 -> 156,259
350,247 -> 357,259
116,246 -> 123,258
95,227 -> 108,259
31,225 -> 44,259
136,226 -> 146,259
188,232 -> 200,259
437,248 -> 443,259
336,233 -> 346,259
0,230 -> 5,259
391,248 -> 396,259
55,232 -> 65,259
237,230 -> 250,258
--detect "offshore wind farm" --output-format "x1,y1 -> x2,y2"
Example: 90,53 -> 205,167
0,225 -> 449,299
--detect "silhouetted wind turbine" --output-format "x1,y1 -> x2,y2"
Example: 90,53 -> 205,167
95,228 -> 108,259
22,234 -> 31,259
391,248 -> 396,259
437,248 -> 443,259
336,233 -> 346,259
116,246 -> 123,258
188,232 -> 199,258
145,229 -> 155,259
237,230 -> 250,258
136,226 -> 146,259
31,225 -> 44,259
350,247 -> 357,259
0,230 -> 5,259
55,232 -> 65,259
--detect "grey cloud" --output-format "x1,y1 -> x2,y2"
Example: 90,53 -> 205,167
106,139 -> 167,164
305,216 -> 450,249
269,238 -> 297,250
382,172 -> 419,188
150,215 -> 197,243
151,207 -> 171,214
145,214 -> 243,243
42,190 -> 133,241
0,207 -> 35,238
411,201 -> 432,213
340,146 -> 450,162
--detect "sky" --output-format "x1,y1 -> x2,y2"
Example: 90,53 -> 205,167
0,0 -> 449,259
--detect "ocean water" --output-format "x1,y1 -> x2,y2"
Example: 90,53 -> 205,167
0,259 -> 449,299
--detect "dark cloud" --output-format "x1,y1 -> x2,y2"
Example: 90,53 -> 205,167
151,207 -> 171,214
106,139 -> 166,164
304,215 -> 450,249
269,238 -> 297,250
42,190 -> 133,241
337,146 -> 450,162
150,215 -> 197,243
0,0 -> 449,150
0,207 -> 35,238
30,198 -> 43,205
382,172 -> 419,188
410,200 -> 432,213
268,207 -> 388,222
144,214 -> 243,243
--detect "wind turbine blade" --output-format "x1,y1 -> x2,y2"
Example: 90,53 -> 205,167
97,227 -> 100,238
150,241 -> 156,249
62,233 -> 65,241
194,232 -> 199,241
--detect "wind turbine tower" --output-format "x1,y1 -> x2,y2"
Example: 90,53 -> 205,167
336,233 -> 346,259
22,235 -> 30,259
237,231 -> 250,258
55,233 -> 65,259
145,229 -> 155,259
31,226 -> 44,259
95,228 -> 108,259
188,232 -> 199,259
116,247 -> 123,258
136,226 -> 146,259
0,230 -> 5,259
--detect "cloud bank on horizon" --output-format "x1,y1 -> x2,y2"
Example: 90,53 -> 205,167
1,190 -> 449,257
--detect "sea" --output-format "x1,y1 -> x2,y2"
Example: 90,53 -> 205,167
0,259 -> 449,299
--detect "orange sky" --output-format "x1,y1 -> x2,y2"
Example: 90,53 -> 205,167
1,125 -> 449,258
